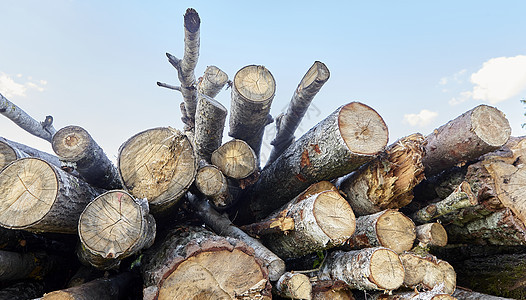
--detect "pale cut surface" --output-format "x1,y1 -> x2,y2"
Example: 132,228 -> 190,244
376,210 -> 416,253
369,248 -> 405,290
471,105 -> 511,146
211,139 -> 257,179
428,223 -> 448,247
234,65 -> 275,102
314,191 -> 356,240
286,274 -> 311,299
158,249 -> 266,299
338,102 -> 388,155
52,126 -> 90,160
79,191 -> 142,258
195,166 -> 224,195
0,158 -> 57,228
0,141 -> 17,169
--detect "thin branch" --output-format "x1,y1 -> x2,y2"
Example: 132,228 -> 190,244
156,81 -> 182,92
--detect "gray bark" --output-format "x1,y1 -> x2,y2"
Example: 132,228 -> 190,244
0,250 -> 55,281
0,136 -> 61,169
197,65 -> 229,98
193,94 -> 227,163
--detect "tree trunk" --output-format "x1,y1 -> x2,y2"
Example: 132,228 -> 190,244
51,125 -> 121,190
343,209 -> 416,254
186,193 -> 285,281
194,165 -> 233,209
317,247 -> 405,292
229,65 -> 276,161
423,104 -> 510,177
262,190 -> 355,258
141,226 -> 271,300
193,94 -> 227,163
0,281 -> 44,300
211,138 -> 258,180
0,157 -> 102,233
337,133 -> 425,216
274,272 -> 312,300
197,65 -> 229,98
0,136 -> 61,169
399,252 -> 456,294
415,222 -> 448,248
77,190 -> 156,270
267,61 -> 330,166
236,102 -> 388,222
42,272 -> 136,300
117,127 -> 196,213
0,250 -> 56,281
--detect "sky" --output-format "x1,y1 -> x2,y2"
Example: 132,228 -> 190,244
1,1 -> 526,165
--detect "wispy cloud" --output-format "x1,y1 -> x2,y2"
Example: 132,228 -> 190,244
0,72 -> 47,98
403,109 -> 438,127
439,69 -> 467,86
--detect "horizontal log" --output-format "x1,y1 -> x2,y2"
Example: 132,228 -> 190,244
452,288 -> 514,300
399,252 -> 456,294
0,281 -> 44,300
194,165 -> 233,208
415,222 -> 448,248
211,139 -> 258,179
0,250 -> 55,281
274,272 -> 312,300
0,136 -> 61,169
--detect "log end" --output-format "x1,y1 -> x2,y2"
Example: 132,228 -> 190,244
52,125 -> 92,161
370,248 -> 405,291
471,105 -> 511,147
0,141 -> 17,169
314,190 -> 356,244
211,139 -> 257,179
376,210 -> 416,253
233,65 -> 276,103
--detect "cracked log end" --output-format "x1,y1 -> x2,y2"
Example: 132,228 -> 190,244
376,210 -> 416,253
234,65 -> 276,103
211,139 -> 257,179
471,105 -> 510,147
369,248 -> 405,291
52,125 -> 92,161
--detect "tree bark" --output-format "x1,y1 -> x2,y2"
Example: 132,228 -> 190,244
267,61 -> 330,166
312,287 -> 355,300
274,272 -> 312,300
141,226 -> 271,300
317,247 -> 405,292
197,65 -> 229,98
0,93 -> 56,142
186,193 -> 285,281
194,165 -> 233,208
415,222 -> 448,248
51,125 -> 121,190
77,190 -> 156,270
0,250 -> 56,281
211,138 -> 258,179
262,190 -> 355,258
452,288 -> 515,300
368,285 -> 455,300
337,133 -> 425,216
423,104 -> 510,177
193,94 -> 227,163
0,281 -> 44,300
229,65 -> 276,161
117,127 -> 196,213
0,157 -> 102,233
343,209 -> 416,254
236,102 -> 388,222
399,252 -> 456,294
0,136 -> 61,169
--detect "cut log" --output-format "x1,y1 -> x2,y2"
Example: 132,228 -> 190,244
317,247 -> 404,292
186,193 -> 285,281
51,125 -> 121,190
337,133 -> 425,216
77,190 -> 156,270
0,136 -> 62,169
117,127 -> 196,213
343,209 -> 416,254
312,287 -> 355,300
261,190 -> 355,258
211,138 -> 258,179
0,250 -> 55,281
452,288 -> 515,300
423,104 -> 510,177
229,65 -> 276,160
415,222 -> 448,248
197,65 -> 229,98
399,252 -> 456,294
194,165 -> 233,208
0,281 -> 44,300
193,94 -> 227,163
141,226 -> 271,300
42,272 -> 136,300
368,284 -> 455,299
237,102 -> 388,222
267,61 -> 330,165
0,157 -> 102,233
274,272 -> 312,300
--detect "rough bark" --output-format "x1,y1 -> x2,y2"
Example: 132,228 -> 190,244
194,94 -> 227,163
423,104 -> 510,176
0,250 -> 56,281
211,138 -> 258,179
0,136 -> 61,169
236,102 -> 388,222
368,284 -> 455,300
415,222 -> 448,248
337,133 -> 425,216
194,165 -> 233,209
0,281 -> 44,300
452,288 -> 514,300
0,92 -> 56,142
42,272 -> 136,300
186,193 -> 285,281
117,127 -> 196,213
267,61 -> 330,165
51,125 -> 121,190
141,226 -> 271,300
229,65 -> 276,161
318,247 -> 405,292
77,190 -> 156,270
0,157 -> 102,233
399,252 -> 456,294
197,65 -> 229,98
274,272 -> 312,300
262,190 -> 355,258
343,209 -> 416,254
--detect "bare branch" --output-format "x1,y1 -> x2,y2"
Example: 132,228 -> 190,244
156,81 -> 182,92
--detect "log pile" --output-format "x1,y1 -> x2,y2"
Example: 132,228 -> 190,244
0,7 -> 524,300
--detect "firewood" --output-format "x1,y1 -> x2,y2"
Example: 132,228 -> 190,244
77,190 -> 155,270
194,165 -> 233,208
274,272 -> 312,300
267,61 -> 330,165
194,94 -> 227,164
229,65 -> 276,161
415,222 -> 448,248
368,283 -> 456,299
343,209 -> 416,254
399,252 -> 456,294
211,138 -> 258,179
423,104 -> 510,176
0,136 -> 62,169
317,247 -> 405,291
51,125 -> 121,190
0,157 -> 102,233
236,101 -> 388,222
0,250 -> 56,281
141,226 -> 271,300
312,288 -> 355,300
452,288 -> 515,299
261,190 -> 355,258
197,65 -> 229,98
117,127 -> 196,213
66,265 -> 105,288
0,281 -> 44,300
337,133 -> 425,216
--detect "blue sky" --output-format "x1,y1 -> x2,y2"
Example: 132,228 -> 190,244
1,1 -> 526,164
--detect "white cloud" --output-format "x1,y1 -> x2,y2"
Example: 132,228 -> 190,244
0,72 -> 47,98
449,91 -> 473,106
439,69 -> 467,86
403,109 -> 438,127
